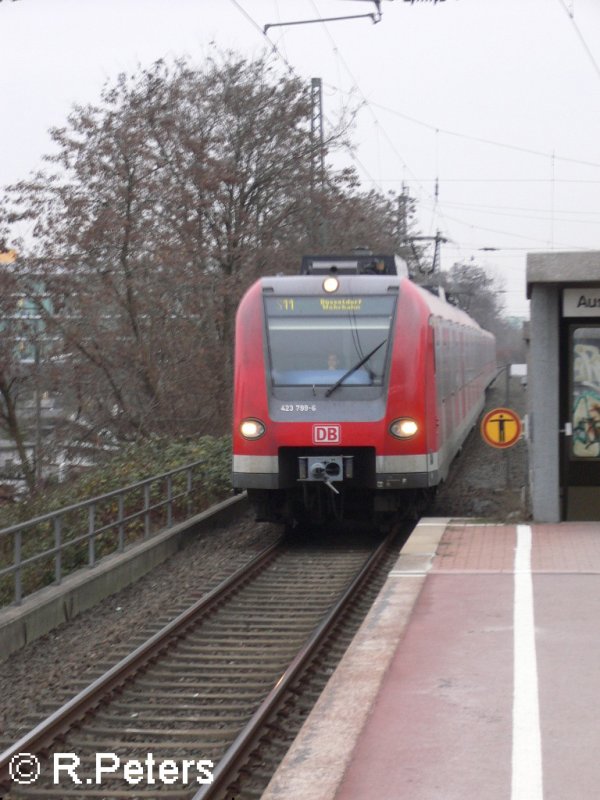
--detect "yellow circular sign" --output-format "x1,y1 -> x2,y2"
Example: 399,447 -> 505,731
481,407 -> 522,449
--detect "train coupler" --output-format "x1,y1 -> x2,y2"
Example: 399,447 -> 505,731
297,455 -> 354,486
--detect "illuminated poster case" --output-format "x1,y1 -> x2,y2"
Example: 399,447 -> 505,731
564,288 -> 600,459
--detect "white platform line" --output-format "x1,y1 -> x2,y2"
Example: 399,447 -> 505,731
512,524 -> 544,800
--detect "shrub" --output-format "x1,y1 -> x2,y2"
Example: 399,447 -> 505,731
0,435 -> 233,605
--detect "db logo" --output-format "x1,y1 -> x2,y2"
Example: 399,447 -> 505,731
313,424 -> 341,444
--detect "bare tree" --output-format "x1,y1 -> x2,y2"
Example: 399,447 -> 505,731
5,53 -> 419,447
0,264 -> 39,492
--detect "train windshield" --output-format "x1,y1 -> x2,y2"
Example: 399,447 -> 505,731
264,295 -> 396,387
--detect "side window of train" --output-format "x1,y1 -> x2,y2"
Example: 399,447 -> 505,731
450,327 -> 454,393
449,325 -> 454,395
443,321 -> 450,399
433,317 -> 443,399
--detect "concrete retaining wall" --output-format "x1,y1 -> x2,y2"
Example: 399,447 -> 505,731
0,493 -> 248,661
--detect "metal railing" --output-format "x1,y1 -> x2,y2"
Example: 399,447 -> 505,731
0,461 -> 211,607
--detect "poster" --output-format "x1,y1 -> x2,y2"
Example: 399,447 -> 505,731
572,327 -> 600,458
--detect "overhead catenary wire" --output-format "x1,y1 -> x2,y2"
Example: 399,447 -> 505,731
180,0 -> 600,278
438,210 -> 588,251
416,194 -> 600,226
422,199 -> 600,218
227,0 -> 297,75
301,4 -> 461,264
229,0 -> 384,194
227,0 -> 598,287
232,0 -> 600,310
347,94 -> 600,172
258,0 -> 459,266
361,177 -> 600,184
313,74 -> 600,263
557,0 -> 600,84
307,0 -> 410,195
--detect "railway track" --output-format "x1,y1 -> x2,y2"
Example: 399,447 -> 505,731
0,523 -> 411,799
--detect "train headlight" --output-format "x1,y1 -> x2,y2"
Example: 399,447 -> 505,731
390,418 -> 419,439
240,418 -> 266,440
323,276 -> 339,293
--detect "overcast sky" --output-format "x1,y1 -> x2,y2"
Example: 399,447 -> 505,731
2,0 -> 600,317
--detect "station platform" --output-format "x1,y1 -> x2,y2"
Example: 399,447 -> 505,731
262,517 -> 600,800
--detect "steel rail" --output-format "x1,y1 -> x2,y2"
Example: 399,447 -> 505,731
192,528 -> 396,800
0,539 -> 282,791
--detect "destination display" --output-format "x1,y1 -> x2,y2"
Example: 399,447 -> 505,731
265,296 -> 396,316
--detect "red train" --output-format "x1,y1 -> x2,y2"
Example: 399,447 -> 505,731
232,254 -> 496,526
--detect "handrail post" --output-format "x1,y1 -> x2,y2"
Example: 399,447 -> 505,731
88,505 -> 96,567
118,494 -> 125,552
144,483 -> 151,539
167,475 -> 173,527
186,467 -> 193,517
14,530 -> 22,606
54,516 -> 62,584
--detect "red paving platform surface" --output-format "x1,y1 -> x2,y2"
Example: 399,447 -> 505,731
263,519 -> 600,800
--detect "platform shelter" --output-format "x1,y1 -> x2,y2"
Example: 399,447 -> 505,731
527,250 -> 600,521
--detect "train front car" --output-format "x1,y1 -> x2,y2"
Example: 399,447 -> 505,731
232,255 -> 496,526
